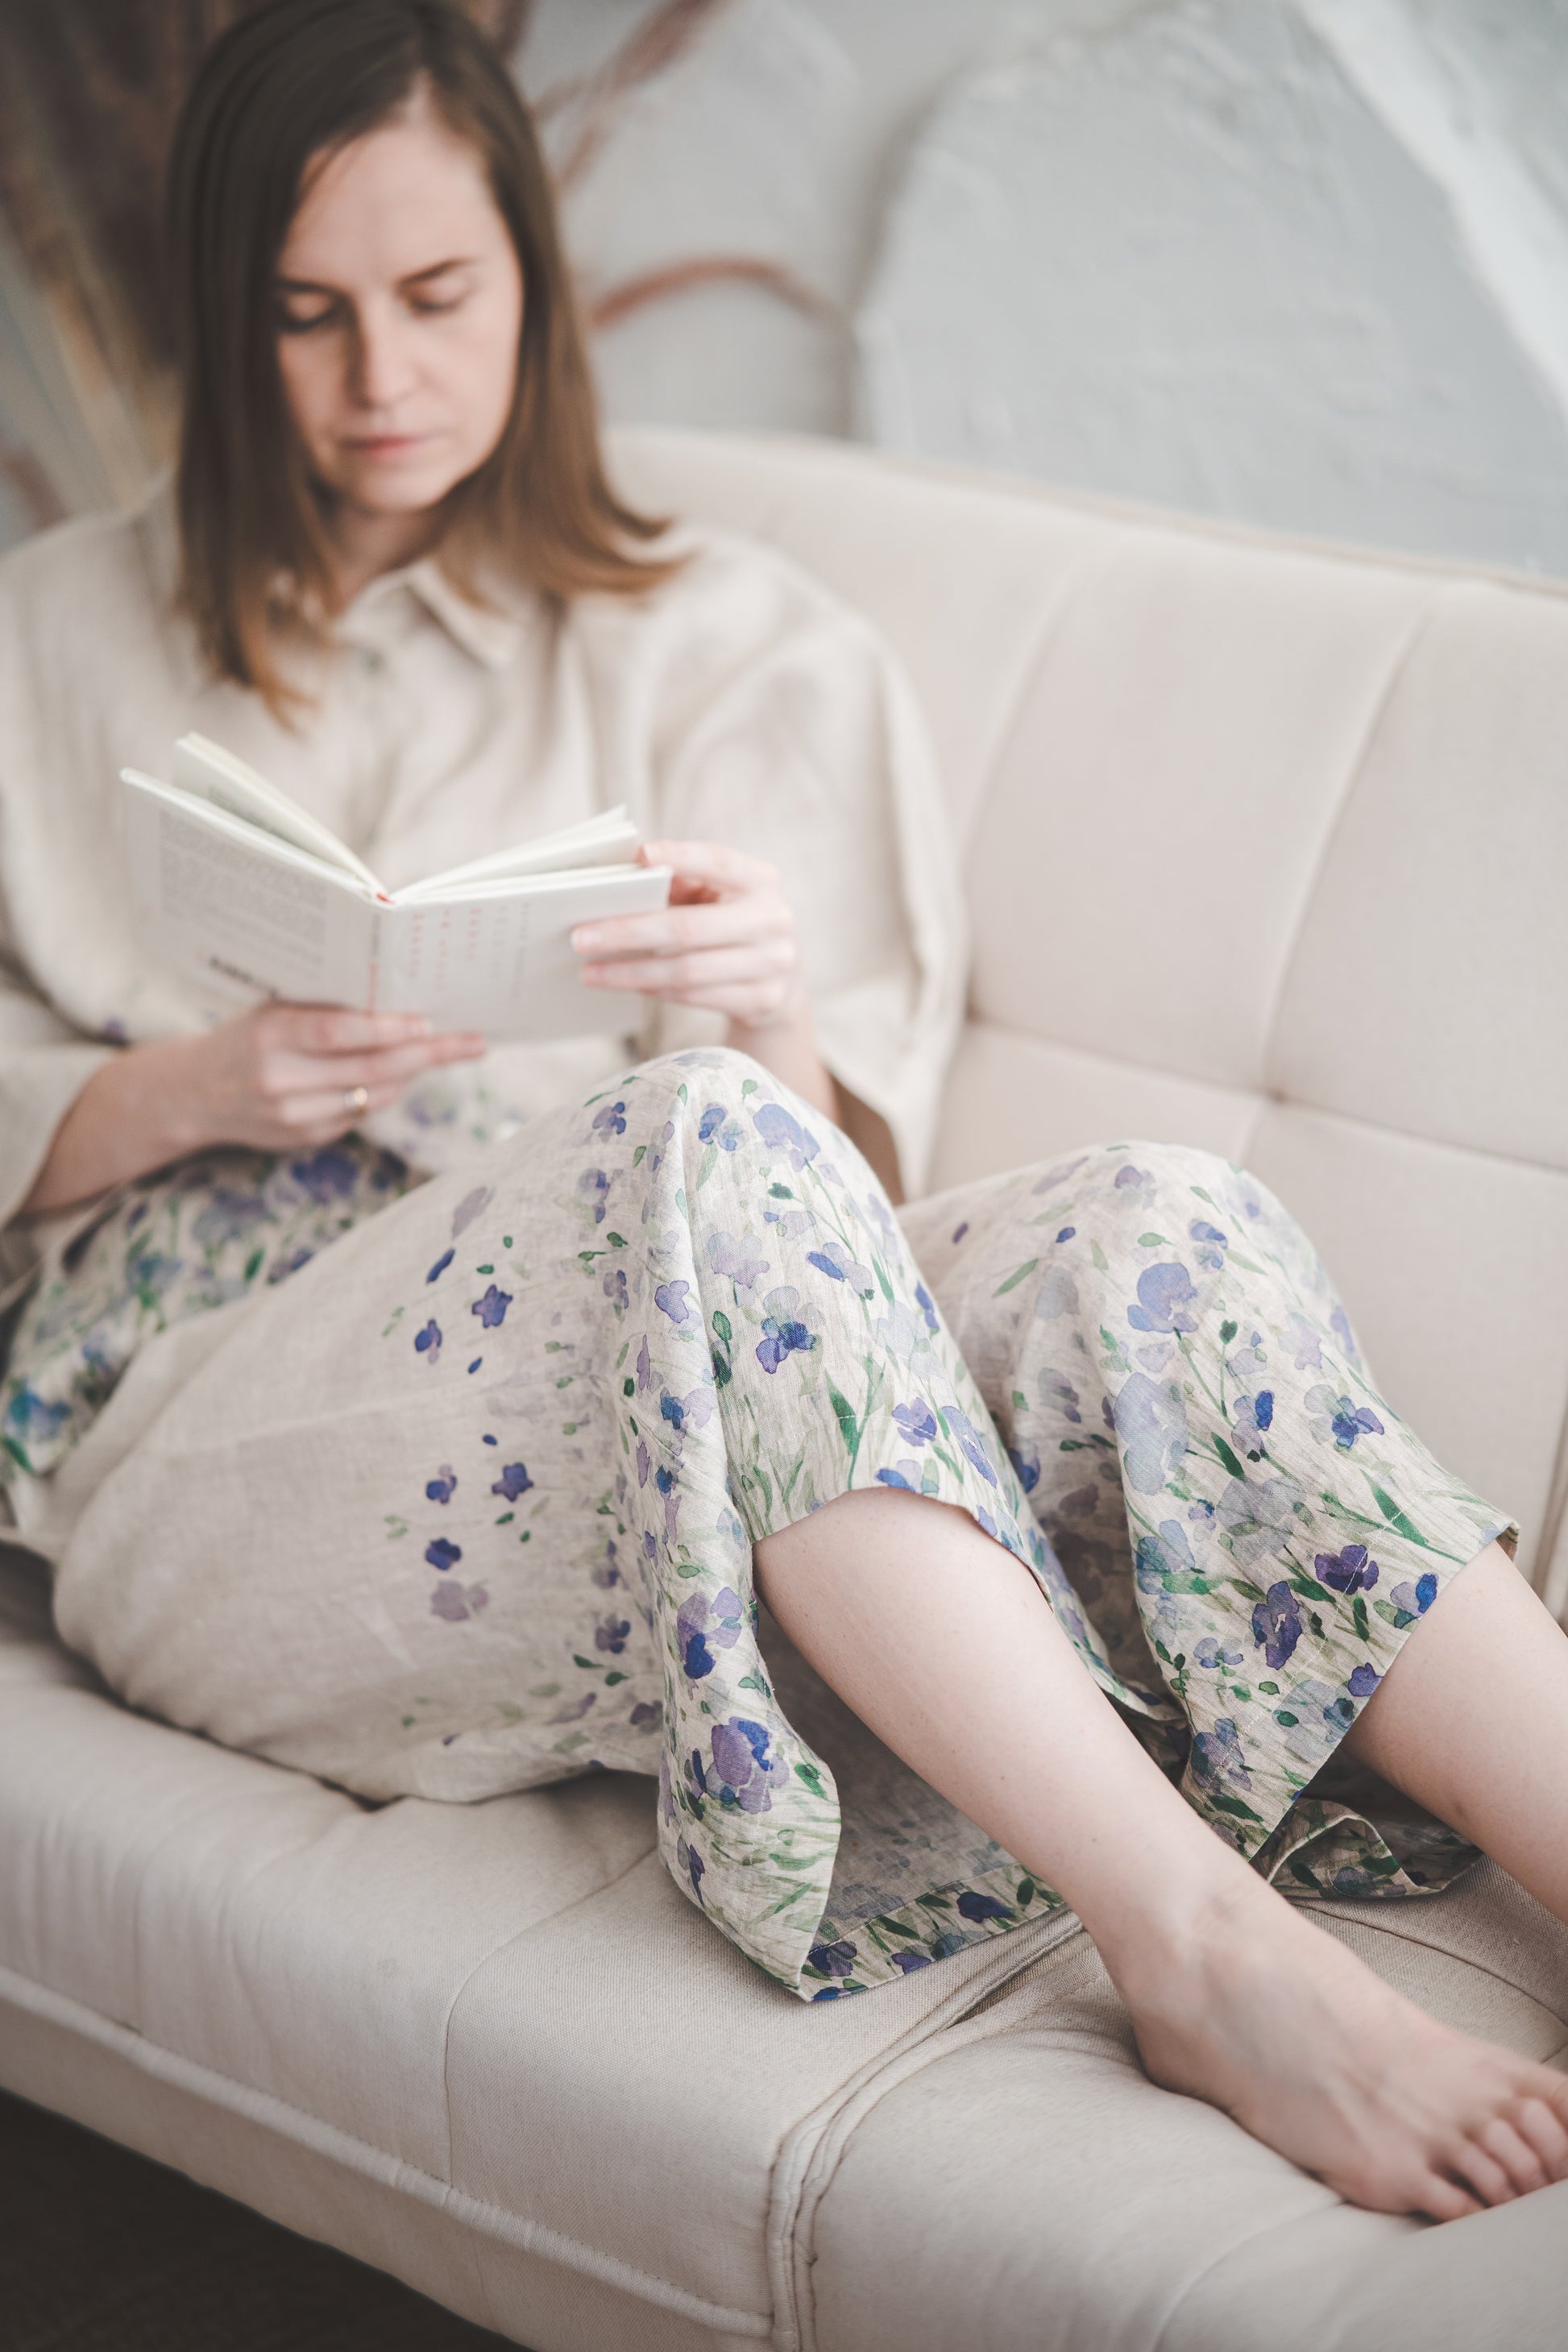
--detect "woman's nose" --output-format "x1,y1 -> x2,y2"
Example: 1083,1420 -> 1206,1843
349,305 -> 419,410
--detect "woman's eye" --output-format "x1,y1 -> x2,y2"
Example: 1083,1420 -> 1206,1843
409,292 -> 465,317
276,304 -> 337,335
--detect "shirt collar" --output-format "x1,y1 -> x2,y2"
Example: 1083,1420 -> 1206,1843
340,556 -> 535,671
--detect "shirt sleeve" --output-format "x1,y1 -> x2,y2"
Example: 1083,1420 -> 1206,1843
0,958 -> 117,1300
637,541 -> 968,1198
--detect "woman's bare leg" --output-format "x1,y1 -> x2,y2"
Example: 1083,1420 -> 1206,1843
1342,1542 -> 1568,1923
755,1493 -> 1568,2221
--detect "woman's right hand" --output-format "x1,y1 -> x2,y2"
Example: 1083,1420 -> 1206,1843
167,1001 -> 487,1151
21,1002 -> 487,1216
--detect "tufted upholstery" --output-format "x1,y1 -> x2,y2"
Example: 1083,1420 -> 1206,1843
3,430 -> 1566,2352
612,430 -> 1568,1624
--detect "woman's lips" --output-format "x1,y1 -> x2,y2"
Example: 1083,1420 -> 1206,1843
342,432 -> 431,458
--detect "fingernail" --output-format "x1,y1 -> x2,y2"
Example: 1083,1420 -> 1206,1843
572,927 -> 599,952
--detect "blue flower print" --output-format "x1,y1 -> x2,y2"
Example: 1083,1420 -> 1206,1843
1135,1518 -> 1200,1591
710,1715 -> 788,1814
431,1578 -> 487,1623
890,1948 -> 933,1974
1112,1373 -> 1188,1494
1347,1662 -> 1382,1698
594,1616 -> 632,1655
808,1938 -> 858,1978
1315,1544 -> 1379,1595
660,1385 -> 714,1435
1035,1267 -> 1080,1320
603,1267 -> 628,1313
1008,1445 -> 1040,1493
629,1700 -> 662,1730
449,1184 -> 492,1238
492,1460 -> 533,1501
676,1584 -> 745,1678
1055,1226 -> 1076,1243
425,1537 -> 463,1571
414,1318 -> 442,1363
1114,1164 -> 1153,1197
1252,1582 -> 1303,1670
654,1280 -> 693,1325
1305,1384 -> 1385,1450
706,1230 -> 770,1292
425,1248 -> 454,1284
1188,1218 -> 1229,1271
1231,1390 -> 1274,1452
576,1168 -> 611,1224
591,1099 -> 628,1136
1285,1311 -> 1324,1371
1330,1303 -> 1361,1367
874,1460 -> 924,1491
1193,1636 -> 1243,1670
915,1283 -> 940,1334
892,1400 -> 938,1449
756,1288 -> 818,1374
807,1241 -> 875,1295
1190,1715 -> 1254,1792
190,1188 -> 269,1249
471,1284 -> 512,1329
944,1407 -> 999,1487
697,1101 -> 743,1150
4,1383 -> 73,1446
291,1147 -> 359,1203
425,1464 -> 457,1504
752,1101 -> 819,1171
1389,1572 -> 1440,1625
1127,1261 -> 1199,1336
956,1889 -> 1014,1925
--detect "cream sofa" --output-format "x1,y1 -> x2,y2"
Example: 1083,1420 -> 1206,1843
3,427 -> 1566,2349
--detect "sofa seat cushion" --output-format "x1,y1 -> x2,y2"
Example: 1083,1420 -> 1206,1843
8,1540 -> 1568,2352
0,1548 -> 1076,2346
806,1864 -> 1568,2352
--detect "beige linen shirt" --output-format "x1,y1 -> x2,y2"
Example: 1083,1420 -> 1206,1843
0,479 -> 965,1305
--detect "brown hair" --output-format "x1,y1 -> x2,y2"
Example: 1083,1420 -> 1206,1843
168,0 -> 678,711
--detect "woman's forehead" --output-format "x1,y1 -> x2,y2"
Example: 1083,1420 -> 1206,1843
280,106 -> 505,287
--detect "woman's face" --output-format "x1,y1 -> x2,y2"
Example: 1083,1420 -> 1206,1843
274,94 -> 525,522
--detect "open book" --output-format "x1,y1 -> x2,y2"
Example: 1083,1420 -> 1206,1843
122,733 -> 670,1039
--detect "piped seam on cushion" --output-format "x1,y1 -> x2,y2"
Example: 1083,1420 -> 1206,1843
0,1959 -> 772,2339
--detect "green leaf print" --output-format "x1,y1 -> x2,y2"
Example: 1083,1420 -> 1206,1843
1370,1481 -> 1435,1550
1213,1435 -> 1247,1483
243,1245 -> 264,1283
632,1144 -> 646,1167
873,1257 -> 894,1302
827,1381 -> 861,1461
993,1258 -> 1039,1298
1205,1790 -> 1266,1824
1137,1233 -> 1167,1247
1218,1320 -> 1238,1345
1089,1240 -> 1109,1272
712,1309 -> 732,1347
794,1760 -> 828,1798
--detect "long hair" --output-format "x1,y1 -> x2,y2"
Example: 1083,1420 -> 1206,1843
168,0 -> 678,711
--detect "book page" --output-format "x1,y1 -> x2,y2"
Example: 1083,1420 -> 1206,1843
174,733 -> 386,894
126,781 -> 376,1010
372,864 -> 670,1039
396,807 -> 641,899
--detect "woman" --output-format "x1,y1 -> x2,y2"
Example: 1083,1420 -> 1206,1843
3,0 -> 1568,2227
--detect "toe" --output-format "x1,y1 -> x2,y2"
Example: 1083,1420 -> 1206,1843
1512,2095 -> 1568,2184
1446,2136 -> 1519,2208
1475,2116 -> 1551,2197
1417,2172 -> 1483,2223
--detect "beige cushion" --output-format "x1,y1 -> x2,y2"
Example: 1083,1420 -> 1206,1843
609,429 -> 1568,1615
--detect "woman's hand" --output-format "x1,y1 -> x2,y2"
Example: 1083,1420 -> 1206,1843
21,1002 -> 485,1216
571,839 -> 838,1122
571,840 -> 804,1029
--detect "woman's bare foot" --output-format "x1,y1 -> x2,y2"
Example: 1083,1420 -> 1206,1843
1119,1881 -> 1568,2220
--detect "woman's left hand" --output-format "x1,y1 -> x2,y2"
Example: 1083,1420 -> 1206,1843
571,840 -> 804,1029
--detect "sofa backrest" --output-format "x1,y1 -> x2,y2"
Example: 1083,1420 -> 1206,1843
610,426 -> 1568,1612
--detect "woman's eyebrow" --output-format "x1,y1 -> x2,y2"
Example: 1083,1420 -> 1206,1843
274,257 -> 479,295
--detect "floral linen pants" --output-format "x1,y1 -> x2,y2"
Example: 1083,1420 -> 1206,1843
4,1049 -> 1510,2001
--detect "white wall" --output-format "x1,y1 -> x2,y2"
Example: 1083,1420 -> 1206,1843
526,0 -> 1568,575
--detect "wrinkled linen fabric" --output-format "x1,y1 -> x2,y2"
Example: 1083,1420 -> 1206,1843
0,479 -> 964,1309
15,1050 -> 1508,2001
